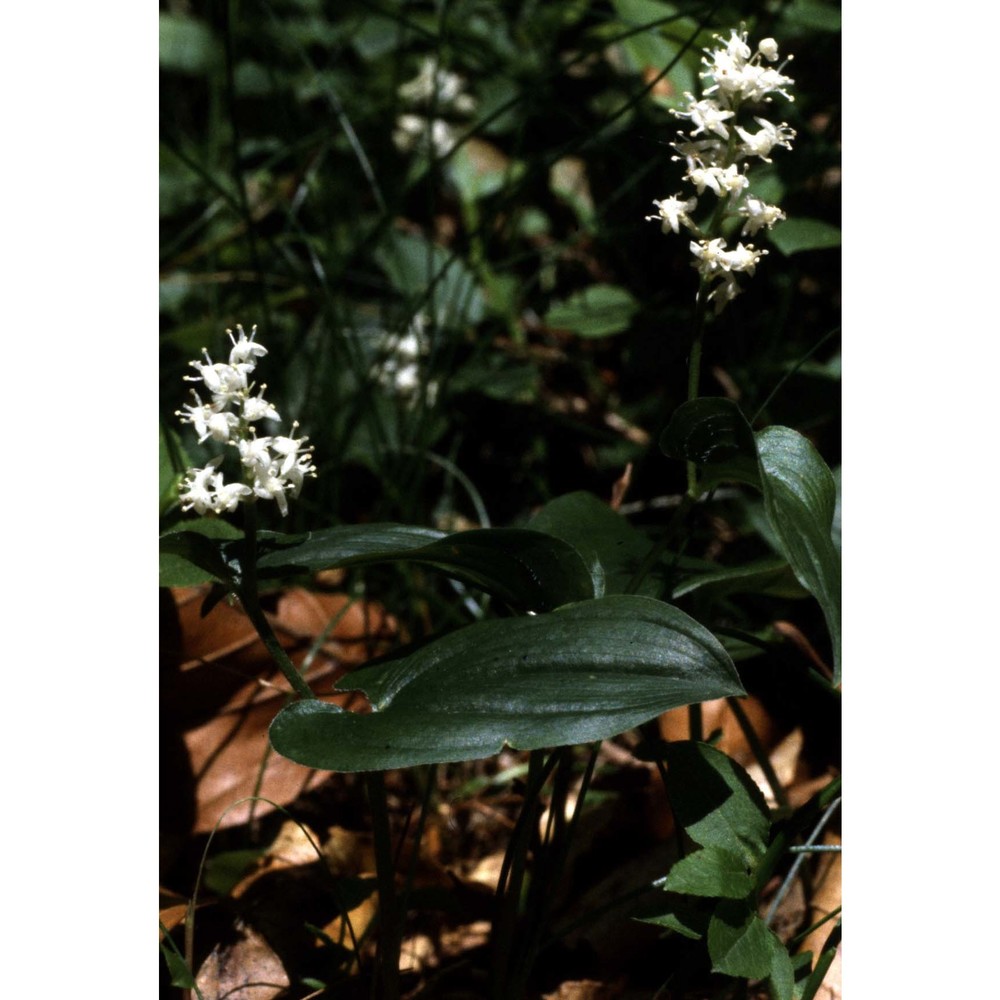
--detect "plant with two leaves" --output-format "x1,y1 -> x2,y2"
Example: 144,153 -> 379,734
160,326 -> 750,997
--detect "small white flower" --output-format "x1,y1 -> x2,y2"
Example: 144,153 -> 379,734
718,242 -> 766,274
721,28 -> 752,62
673,96 -> 734,139
735,118 -> 796,162
707,273 -> 742,313
686,164 -> 747,198
398,57 -> 475,112
179,459 -> 222,515
283,453 -> 318,496
758,38 -> 780,62
742,64 -> 795,102
211,475 -> 253,513
645,194 -> 698,234
670,138 -> 724,171
739,197 -> 786,236
205,410 -> 239,444
238,433 -> 273,473
690,237 -> 729,275
271,422 -> 312,476
227,324 -> 267,366
186,350 -> 250,403
242,385 -> 281,423
252,464 -> 290,517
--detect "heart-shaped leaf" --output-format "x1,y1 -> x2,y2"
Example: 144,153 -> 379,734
270,595 -> 743,771
659,398 -> 762,490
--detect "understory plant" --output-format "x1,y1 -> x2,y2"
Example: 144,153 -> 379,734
161,7 -> 840,999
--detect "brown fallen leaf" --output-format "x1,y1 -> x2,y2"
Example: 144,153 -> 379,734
159,887 -> 191,937
195,921 -> 289,1000
658,696 -> 785,769
231,820 -> 323,899
542,978 -> 626,999
162,586 -> 396,834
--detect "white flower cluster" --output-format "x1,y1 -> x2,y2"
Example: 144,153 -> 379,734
393,56 -> 476,158
645,28 -> 795,312
371,313 -> 439,407
176,325 -> 316,517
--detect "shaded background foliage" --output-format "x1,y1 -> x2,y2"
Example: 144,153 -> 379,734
160,2 -> 841,992
160,0 -> 840,535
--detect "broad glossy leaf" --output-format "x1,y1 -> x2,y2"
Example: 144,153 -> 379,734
256,523 -> 445,574
661,401 -> 842,680
660,398 -> 761,490
270,596 -> 743,772
756,427 -> 841,683
257,525 -> 595,612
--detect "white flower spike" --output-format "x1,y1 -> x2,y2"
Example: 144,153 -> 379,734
647,26 -> 794,312
177,326 -> 316,517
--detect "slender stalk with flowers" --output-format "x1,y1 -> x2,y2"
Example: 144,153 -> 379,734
176,324 -> 318,700
645,27 -> 795,497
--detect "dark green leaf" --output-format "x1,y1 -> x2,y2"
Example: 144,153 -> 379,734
270,596 -> 743,771
203,849 -> 265,896
529,491 -> 662,596
662,742 -> 770,860
756,427 -> 841,683
257,525 -> 595,612
707,901 -> 793,998
800,921 -> 841,1000
660,398 -> 762,490
636,899 -> 708,939
161,946 -> 196,988
662,846 -> 756,899
660,403 -> 841,680
256,523 -> 445,574
159,522 -> 242,588
672,557 -> 807,600
769,217 -> 841,256
544,284 -> 638,338
159,424 -> 190,517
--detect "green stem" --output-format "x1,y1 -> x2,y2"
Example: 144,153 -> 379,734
366,771 -> 401,1000
685,285 -> 710,499
238,502 -> 314,700
492,749 -> 558,999
726,696 -> 790,811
